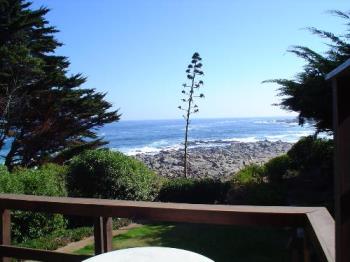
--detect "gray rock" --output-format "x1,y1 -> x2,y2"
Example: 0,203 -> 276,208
134,141 -> 293,180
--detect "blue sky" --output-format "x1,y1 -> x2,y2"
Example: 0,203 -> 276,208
32,0 -> 349,120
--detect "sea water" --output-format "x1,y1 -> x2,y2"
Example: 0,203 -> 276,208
0,116 -> 315,160
99,116 -> 314,155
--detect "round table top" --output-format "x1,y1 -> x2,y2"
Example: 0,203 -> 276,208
83,247 -> 214,262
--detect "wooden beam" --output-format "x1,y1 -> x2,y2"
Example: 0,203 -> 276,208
0,194 -> 313,226
0,210 -> 10,262
94,217 -> 112,254
102,217 -> 113,252
333,76 -> 350,262
94,217 -> 104,254
0,245 -> 91,262
306,208 -> 335,262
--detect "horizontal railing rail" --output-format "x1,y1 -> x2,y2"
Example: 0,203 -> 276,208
0,193 -> 335,262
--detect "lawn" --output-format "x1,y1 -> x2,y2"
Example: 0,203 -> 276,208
75,223 -> 292,262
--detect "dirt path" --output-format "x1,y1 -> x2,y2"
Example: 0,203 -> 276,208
55,223 -> 141,254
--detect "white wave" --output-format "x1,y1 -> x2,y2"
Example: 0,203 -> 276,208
222,137 -> 259,143
289,130 -> 314,137
121,143 -> 183,156
215,120 -> 238,125
254,120 -> 300,126
149,139 -> 169,147
114,128 -> 318,156
265,134 -> 291,141
123,146 -> 162,156
253,120 -> 272,124
184,124 -> 212,131
318,133 -> 333,139
265,130 -> 314,142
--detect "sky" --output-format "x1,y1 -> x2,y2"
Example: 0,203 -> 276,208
31,0 -> 349,120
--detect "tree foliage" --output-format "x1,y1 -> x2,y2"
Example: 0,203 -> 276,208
0,0 -> 120,168
264,10 -> 350,133
178,52 -> 204,177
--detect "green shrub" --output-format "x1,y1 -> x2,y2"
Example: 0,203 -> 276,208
227,164 -> 285,205
0,164 -> 68,243
19,217 -> 131,250
0,165 -> 23,192
11,164 -> 68,196
158,178 -> 230,204
67,149 -> 162,201
233,164 -> 265,184
264,154 -> 291,183
0,165 -> 9,175
18,227 -> 93,250
227,182 -> 286,205
287,136 -> 333,173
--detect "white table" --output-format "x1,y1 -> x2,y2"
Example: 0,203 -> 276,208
83,247 -> 214,262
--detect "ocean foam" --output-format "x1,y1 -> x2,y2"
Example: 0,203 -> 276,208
122,143 -> 183,156
222,137 -> 259,143
117,130 -> 317,155
123,146 -> 162,156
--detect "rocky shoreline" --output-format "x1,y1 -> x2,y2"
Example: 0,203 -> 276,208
135,140 -> 293,180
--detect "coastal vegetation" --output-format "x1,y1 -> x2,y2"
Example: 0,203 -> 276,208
158,177 -> 229,204
0,0 -> 344,260
178,52 -> 205,177
0,163 -> 67,243
67,149 -> 162,201
0,135 -> 334,250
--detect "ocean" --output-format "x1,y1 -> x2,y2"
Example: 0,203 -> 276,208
99,116 -> 314,155
0,116 -> 315,159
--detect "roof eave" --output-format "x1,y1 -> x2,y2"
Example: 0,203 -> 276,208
325,58 -> 350,80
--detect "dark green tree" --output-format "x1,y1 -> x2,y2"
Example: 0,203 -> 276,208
178,52 -> 204,177
0,0 -> 120,169
264,10 -> 350,133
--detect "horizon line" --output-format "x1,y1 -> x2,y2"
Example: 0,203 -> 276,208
114,115 -> 298,122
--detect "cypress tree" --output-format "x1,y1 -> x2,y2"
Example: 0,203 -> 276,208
264,10 -> 350,134
0,0 -> 120,168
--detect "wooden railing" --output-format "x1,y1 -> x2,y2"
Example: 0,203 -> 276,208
0,194 -> 335,262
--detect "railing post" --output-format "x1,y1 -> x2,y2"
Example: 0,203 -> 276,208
102,217 -> 113,252
0,210 -> 11,262
94,217 -> 112,255
303,230 -> 312,262
94,217 -> 104,254
291,227 -> 314,262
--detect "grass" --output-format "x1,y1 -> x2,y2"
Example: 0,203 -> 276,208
75,223 -> 292,262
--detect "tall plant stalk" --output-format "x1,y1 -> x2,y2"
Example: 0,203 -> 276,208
178,52 -> 204,178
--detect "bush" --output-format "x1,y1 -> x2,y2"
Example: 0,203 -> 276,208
0,165 -> 9,175
287,136 -> 333,173
19,217 -> 130,250
67,149 -> 162,201
0,164 -> 68,243
233,164 -> 265,184
227,164 -> 285,205
227,182 -> 286,205
18,227 -> 93,250
264,154 -> 291,183
158,178 -> 230,204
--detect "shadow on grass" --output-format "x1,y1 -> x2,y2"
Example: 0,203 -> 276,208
75,223 -> 292,262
